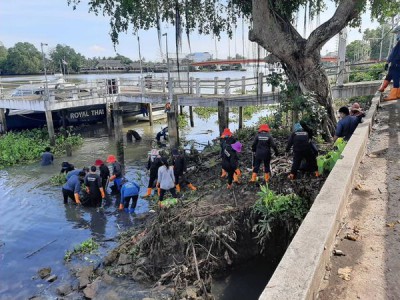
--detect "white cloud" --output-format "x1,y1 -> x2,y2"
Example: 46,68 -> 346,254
89,45 -> 106,53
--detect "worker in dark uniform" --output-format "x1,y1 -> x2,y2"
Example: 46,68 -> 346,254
119,178 -> 140,213
172,148 -> 197,192
156,127 -> 168,142
60,162 -> 75,174
84,166 -> 105,207
41,147 -> 54,166
107,155 -> 123,193
286,123 -> 318,180
250,124 -> 279,183
143,149 -> 163,197
383,25 -> 400,101
220,128 -> 237,178
222,141 -> 242,189
62,171 -> 86,204
95,159 -> 110,191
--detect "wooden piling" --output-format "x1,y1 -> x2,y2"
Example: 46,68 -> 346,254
148,103 -> 153,126
180,105 -> 183,115
214,77 -> 219,94
0,108 -> 7,133
189,106 -> 194,127
218,100 -> 228,136
45,110 -> 55,146
167,95 -> 179,150
113,103 -> 125,167
106,103 -> 113,136
239,107 -> 243,129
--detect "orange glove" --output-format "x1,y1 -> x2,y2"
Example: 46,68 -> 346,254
74,193 -> 81,205
100,188 -> 105,199
235,169 -> 242,176
109,175 -> 116,181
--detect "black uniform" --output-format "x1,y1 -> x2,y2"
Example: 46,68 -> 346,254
85,173 -> 102,207
147,156 -> 163,188
173,153 -> 191,186
251,132 -> 278,174
221,144 -> 239,185
99,164 -> 110,190
220,136 -> 236,157
286,130 -> 317,175
111,161 -> 123,193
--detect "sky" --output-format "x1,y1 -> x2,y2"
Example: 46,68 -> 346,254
0,0 -> 379,62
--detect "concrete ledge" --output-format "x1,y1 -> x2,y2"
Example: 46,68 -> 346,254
259,93 -> 381,300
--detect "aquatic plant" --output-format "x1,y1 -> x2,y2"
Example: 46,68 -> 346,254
0,128 -> 83,169
252,185 -> 308,253
49,174 -> 67,186
193,107 -> 217,120
64,238 -> 99,262
178,112 -> 189,129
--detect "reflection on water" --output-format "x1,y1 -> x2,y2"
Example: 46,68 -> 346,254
0,88 -> 273,298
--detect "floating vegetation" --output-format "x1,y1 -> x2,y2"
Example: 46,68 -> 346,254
64,238 -> 99,262
193,107 -> 218,120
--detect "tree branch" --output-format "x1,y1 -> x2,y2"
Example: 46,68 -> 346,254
306,0 -> 361,54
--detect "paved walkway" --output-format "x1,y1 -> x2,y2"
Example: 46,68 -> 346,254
318,100 -> 400,300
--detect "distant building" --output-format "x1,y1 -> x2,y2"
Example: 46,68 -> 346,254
96,60 -> 126,70
186,52 -> 213,63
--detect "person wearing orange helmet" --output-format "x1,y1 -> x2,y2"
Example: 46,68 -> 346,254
222,141 -> 242,189
220,128 -> 237,179
106,154 -> 123,193
250,124 -> 279,183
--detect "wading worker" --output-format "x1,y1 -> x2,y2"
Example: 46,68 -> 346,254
250,124 -> 279,183
85,166 -> 106,207
62,171 -> 86,205
107,155 -> 123,193
333,106 -> 359,142
66,167 -> 89,180
41,147 -> 54,166
119,178 -> 140,213
95,159 -> 110,191
286,123 -> 318,180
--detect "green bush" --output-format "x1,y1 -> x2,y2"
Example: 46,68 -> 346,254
316,138 -> 347,174
0,128 -> 83,168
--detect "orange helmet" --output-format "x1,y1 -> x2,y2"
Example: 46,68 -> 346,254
258,124 -> 270,132
106,155 -> 116,163
94,159 -> 104,166
221,128 -> 233,138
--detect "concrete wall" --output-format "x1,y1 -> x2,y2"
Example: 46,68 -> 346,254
259,93 -> 381,300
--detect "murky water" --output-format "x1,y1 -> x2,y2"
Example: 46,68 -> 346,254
0,72 -> 276,299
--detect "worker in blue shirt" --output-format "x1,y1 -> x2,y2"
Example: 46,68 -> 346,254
41,147 -> 54,166
66,167 -> 89,180
119,178 -> 140,213
333,106 -> 359,142
62,171 -> 86,205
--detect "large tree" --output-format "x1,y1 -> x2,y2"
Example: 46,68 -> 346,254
68,0 -> 399,135
3,42 -> 42,75
49,44 -> 86,73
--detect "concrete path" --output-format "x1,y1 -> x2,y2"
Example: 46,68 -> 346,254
318,100 -> 400,300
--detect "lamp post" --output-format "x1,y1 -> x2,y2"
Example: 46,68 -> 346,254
162,33 -> 172,101
40,43 -> 49,99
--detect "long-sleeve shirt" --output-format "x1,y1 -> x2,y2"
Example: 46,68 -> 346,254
335,115 -> 359,141
120,181 -> 140,202
99,164 -> 110,180
286,131 -> 311,153
63,175 -> 81,194
157,166 -> 176,190
66,169 -> 83,180
388,41 -> 400,64
251,132 -> 278,159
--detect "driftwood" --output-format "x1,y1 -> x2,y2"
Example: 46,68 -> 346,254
25,239 -> 57,259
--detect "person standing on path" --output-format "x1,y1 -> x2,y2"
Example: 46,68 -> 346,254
250,124 -> 279,183
157,157 -> 177,202
62,171 -> 86,205
41,147 -> 54,166
85,166 -> 105,207
119,178 -> 140,213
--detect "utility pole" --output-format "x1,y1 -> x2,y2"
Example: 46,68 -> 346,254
40,43 -> 49,98
379,25 -> 384,61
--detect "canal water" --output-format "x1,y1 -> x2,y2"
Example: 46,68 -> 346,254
0,70 -> 277,299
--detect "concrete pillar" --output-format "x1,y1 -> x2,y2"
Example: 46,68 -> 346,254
45,110 -> 56,146
239,107 -> 243,129
148,103 -> 153,126
337,28 -> 347,86
189,106 -> 194,127
258,72 -> 264,96
218,100 -> 228,136
167,95 -> 179,150
0,108 -> 7,133
196,78 -> 201,96
113,103 -> 125,167
106,103 -> 113,136
214,77 -> 219,94
241,76 -> 246,94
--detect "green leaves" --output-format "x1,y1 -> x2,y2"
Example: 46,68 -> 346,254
317,137 -> 347,174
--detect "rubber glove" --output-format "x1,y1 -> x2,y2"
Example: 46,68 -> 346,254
74,193 -> 81,205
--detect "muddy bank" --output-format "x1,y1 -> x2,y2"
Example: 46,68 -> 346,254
57,128 -> 326,300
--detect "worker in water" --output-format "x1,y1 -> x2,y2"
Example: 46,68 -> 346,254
41,146 -> 54,166
250,124 -> 279,183
119,178 -> 140,213
60,162 -> 75,174
333,106 -> 359,142
143,149 -> 163,197
222,141 -> 242,189
107,155 -> 123,193
172,148 -> 197,192
95,159 -> 110,191
383,25 -> 400,101
62,171 -> 86,205
286,123 -> 318,180
66,166 -> 89,180
156,127 -> 168,142
157,157 -> 177,201
84,166 -> 106,207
